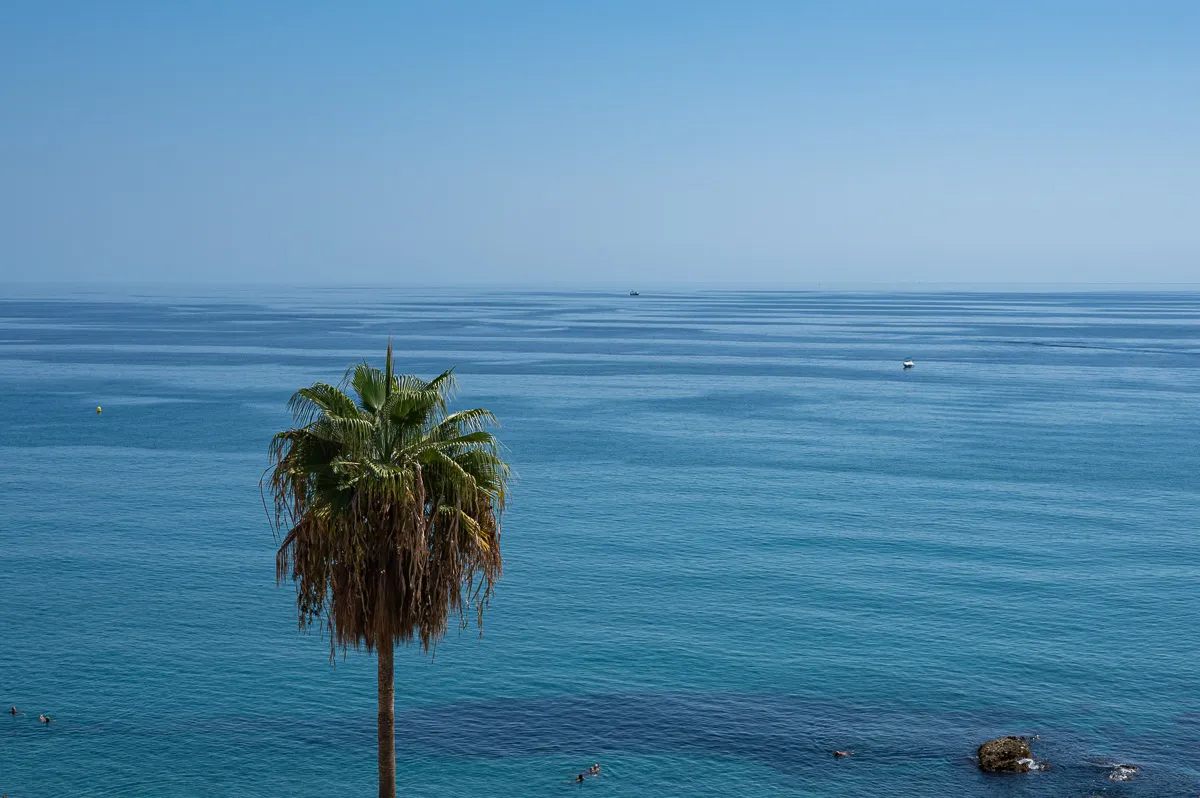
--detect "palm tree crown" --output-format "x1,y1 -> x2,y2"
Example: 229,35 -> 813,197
267,343 -> 509,655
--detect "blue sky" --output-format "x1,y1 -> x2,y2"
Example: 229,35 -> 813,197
1,1 -> 1197,285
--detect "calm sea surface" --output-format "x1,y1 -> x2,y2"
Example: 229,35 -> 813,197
2,288 -> 1198,797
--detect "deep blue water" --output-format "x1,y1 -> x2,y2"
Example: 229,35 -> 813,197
2,288 -> 1199,797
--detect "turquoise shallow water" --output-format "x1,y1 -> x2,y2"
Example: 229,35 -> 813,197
2,288 -> 1199,796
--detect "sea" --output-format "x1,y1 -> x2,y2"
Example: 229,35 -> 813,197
1,288 -> 1198,797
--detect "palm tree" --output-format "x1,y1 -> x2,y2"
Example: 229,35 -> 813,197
265,343 -> 509,798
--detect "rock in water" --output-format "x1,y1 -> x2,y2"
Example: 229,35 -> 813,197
977,736 -> 1034,772
1108,764 -> 1139,782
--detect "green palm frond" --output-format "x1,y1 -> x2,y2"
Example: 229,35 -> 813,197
288,383 -> 362,425
437,408 -> 499,435
424,368 -> 457,400
350,363 -> 390,413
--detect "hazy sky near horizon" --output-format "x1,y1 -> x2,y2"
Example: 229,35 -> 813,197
1,1 -> 1197,286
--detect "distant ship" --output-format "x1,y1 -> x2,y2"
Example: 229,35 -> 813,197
629,291 -> 640,296
902,360 -> 914,369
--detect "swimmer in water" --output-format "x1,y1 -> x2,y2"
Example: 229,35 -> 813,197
8,706 -> 18,715
590,763 -> 600,775
39,714 -> 52,723
575,773 -> 585,783
833,750 -> 852,758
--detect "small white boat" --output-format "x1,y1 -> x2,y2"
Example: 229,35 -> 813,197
902,360 -> 914,369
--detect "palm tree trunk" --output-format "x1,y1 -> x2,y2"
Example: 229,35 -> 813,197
378,637 -> 396,798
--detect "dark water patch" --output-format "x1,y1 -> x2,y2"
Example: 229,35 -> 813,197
386,693 -> 1198,794
9,691 -> 1191,792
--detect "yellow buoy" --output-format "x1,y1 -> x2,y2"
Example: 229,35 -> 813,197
96,406 -> 102,414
